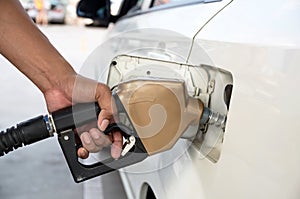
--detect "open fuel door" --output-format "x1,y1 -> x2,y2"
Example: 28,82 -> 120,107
107,55 -> 233,162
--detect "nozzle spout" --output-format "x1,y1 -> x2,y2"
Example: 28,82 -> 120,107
200,107 -> 227,129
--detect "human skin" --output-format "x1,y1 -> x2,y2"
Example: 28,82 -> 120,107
0,0 -> 122,159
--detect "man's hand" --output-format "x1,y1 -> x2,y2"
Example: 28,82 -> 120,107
44,75 -> 123,160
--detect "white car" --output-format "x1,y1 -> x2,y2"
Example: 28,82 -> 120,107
78,0 -> 300,198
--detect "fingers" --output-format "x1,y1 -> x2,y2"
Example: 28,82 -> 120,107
80,128 -> 112,153
95,83 -> 122,160
99,118 -> 110,132
111,131 -> 123,160
78,129 -> 123,160
95,83 -> 118,130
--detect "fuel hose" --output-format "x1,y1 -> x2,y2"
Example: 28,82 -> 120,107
0,102 -> 100,156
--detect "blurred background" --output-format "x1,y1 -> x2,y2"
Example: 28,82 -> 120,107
20,0 -> 87,25
19,0 -> 123,26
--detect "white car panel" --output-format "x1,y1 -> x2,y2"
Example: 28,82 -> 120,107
109,0 -> 231,59
182,0 -> 300,198
81,0 -> 300,198
109,0 -> 232,43
196,0 -> 300,46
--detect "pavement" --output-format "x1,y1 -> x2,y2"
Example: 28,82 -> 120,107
0,25 -> 127,199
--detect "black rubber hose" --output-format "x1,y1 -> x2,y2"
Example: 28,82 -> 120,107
0,102 -> 101,157
0,116 -> 51,156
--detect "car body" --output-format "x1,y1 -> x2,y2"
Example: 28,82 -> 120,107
20,0 -> 68,24
80,0 -> 300,198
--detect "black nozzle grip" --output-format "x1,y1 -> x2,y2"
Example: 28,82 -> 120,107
0,115 -> 51,156
52,102 -> 101,132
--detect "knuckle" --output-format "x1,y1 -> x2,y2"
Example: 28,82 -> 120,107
95,137 -> 105,146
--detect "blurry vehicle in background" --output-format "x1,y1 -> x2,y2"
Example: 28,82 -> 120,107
20,0 -> 68,24
76,0 -> 137,27
110,0 -> 123,15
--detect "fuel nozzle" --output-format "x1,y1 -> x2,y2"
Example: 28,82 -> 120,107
114,78 -> 227,155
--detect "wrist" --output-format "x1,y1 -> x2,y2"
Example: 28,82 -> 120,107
41,61 -> 77,95
43,72 -> 77,112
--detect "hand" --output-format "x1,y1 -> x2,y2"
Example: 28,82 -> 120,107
44,74 -> 123,160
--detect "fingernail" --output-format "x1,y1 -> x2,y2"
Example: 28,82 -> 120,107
99,119 -> 110,131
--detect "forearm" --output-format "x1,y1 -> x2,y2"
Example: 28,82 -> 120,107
0,0 -> 76,93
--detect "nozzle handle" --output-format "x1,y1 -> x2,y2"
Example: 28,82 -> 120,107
0,102 -> 101,157
51,102 -> 101,132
